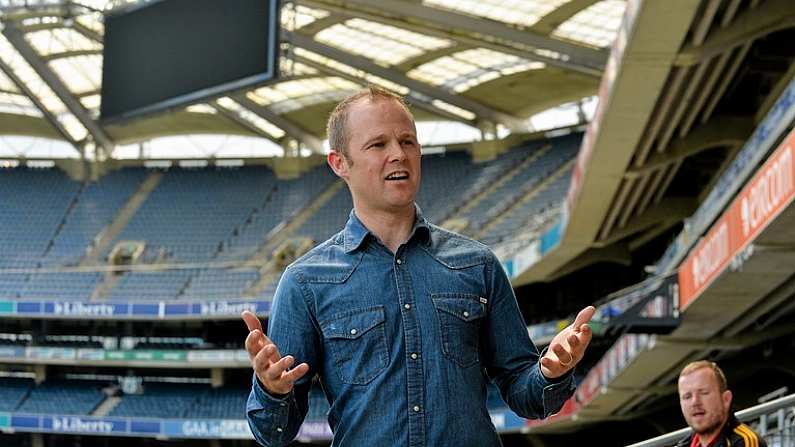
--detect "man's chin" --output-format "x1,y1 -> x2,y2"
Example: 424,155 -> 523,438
692,420 -> 722,437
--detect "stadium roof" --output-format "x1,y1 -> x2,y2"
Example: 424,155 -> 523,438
0,0 -> 625,160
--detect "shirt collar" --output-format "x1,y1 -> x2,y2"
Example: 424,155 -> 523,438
343,204 -> 431,253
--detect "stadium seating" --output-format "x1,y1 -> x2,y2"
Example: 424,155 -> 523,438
432,143 -> 543,225
189,386 -> 250,419
44,168 -> 148,266
105,167 -> 278,263
0,167 -> 81,269
109,382 -> 207,419
217,165 -> 337,261
1,134 -> 581,302
0,377 -> 33,412
17,272 -> 101,300
179,268 -> 260,300
107,270 -> 195,301
456,133 -> 580,236
481,165 -> 575,247
15,379 -> 105,415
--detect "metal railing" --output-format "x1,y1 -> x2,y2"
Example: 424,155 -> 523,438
626,393 -> 795,447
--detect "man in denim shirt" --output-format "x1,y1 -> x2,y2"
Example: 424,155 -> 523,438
242,87 -> 595,446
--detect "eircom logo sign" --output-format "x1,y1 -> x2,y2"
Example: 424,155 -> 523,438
679,128 -> 795,308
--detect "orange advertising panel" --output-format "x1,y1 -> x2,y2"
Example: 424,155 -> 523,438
679,128 -> 795,309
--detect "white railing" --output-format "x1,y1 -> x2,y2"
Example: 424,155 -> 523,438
626,393 -> 795,447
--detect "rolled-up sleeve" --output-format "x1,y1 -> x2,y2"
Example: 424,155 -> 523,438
481,255 -> 575,419
246,268 -> 319,446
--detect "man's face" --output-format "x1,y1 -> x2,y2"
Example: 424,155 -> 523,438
328,98 -> 421,214
678,368 -> 732,436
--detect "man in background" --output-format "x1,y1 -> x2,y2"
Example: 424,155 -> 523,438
677,360 -> 766,447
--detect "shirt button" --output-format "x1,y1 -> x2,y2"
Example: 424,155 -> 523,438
411,353 -> 418,360
463,311 -> 470,318
276,427 -> 283,433
413,406 -> 421,412
404,303 -> 411,310
350,329 -> 357,335
396,259 -> 402,264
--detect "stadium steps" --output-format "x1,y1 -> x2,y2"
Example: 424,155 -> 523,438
244,237 -> 314,297
40,184 -> 85,260
476,158 -> 575,240
245,179 -> 346,265
91,395 -> 121,417
244,258 -> 280,298
90,271 -> 123,300
445,144 -> 553,226
80,171 -> 163,266
241,181 -> 346,297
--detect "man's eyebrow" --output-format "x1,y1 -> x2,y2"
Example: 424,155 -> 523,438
361,134 -> 386,147
397,132 -> 418,140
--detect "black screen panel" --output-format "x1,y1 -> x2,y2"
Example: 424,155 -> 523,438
100,0 -> 279,122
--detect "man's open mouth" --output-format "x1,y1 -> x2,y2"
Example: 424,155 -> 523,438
385,171 -> 409,181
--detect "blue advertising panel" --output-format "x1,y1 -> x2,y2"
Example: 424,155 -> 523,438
11,414 -> 40,429
129,420 -> 161,434
131,303 -> 159,316
1,299 -> 272,321
17,301 -> 42,314
42,416 -> 127,435
163,419 -> 252,439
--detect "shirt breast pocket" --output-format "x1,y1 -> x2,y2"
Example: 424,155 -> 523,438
431,293 -> 486,368
321,306 -> 389,385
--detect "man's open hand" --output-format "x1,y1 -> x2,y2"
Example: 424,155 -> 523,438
540,306 -> 595,379
242,310 -> 309,395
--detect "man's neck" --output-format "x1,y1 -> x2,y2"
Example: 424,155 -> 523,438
354,205 -> 415,254
697,432 -> 719,447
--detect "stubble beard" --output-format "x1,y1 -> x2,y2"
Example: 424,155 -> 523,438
690,413 -> 726,438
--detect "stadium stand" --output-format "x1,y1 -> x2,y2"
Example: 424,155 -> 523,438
189,386 -> 251,419
0,377 -> 34,412
109,382 -> 210,419
106,269 -> 195,300
179,268 -> 259,300
481,164 -> 575,247
216,165 -> 337,261
43,168 -> 148,266
0,168 -> 81,269
17,272 -> 101,300
15,379 -> 105,415
1,141 -> 578,303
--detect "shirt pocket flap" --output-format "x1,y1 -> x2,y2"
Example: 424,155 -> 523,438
322,306 -> 385,340
431,294 -> 486,322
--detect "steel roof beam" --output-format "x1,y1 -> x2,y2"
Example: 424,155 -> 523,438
233,94 -> 325,154
299,0 -> 606,76
288,31 -> 528,130
3,22 -> 114,153
0,56 -> 82,153
291,53 -> 477,125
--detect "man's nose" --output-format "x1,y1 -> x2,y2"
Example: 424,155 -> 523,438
386,140 -> 407,161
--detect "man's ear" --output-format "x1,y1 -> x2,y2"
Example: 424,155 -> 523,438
327,150 -> 349,179
722,389 -> 732,411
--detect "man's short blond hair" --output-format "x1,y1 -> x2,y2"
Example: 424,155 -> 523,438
679,360 -> 728,392
326,86 -> 413,157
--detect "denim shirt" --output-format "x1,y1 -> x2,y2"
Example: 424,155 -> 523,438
247,208 -> 575,446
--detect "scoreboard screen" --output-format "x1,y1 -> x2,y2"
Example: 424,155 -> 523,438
100,0 -> 279,122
